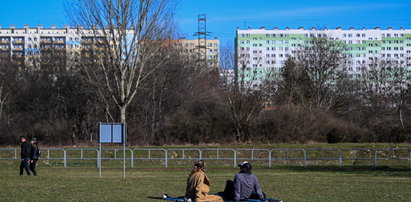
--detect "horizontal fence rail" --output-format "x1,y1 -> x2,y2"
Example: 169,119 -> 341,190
1,148 -> 410,168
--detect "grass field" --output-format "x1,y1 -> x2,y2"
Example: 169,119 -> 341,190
1,144 -> 411,201
1,166 -> 411,202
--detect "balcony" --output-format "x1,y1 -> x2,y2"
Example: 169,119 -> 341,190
13,40 -> 24,44
14,47 -> 23,51
1,47 -> 9,51
55,40 -> 65,44
96,40 -> 106,45
0,40 -> 10,44
82,40 -> 93,44
55,47 -> 66,50
41,40 -> 52,44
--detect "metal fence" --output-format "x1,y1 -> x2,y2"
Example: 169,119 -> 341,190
1,148 -> 410,168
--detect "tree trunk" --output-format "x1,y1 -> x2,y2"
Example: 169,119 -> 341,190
398,99 -> 405,130
235,122 -> 242,142
0,101 -> 3,121
120,105 -> 127,123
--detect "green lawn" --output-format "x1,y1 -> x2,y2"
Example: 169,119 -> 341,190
1,167 -> 410,202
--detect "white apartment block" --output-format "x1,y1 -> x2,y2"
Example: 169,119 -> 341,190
0,25 -> 90,64
0,25 -> 221,70
235,27 -> 411,86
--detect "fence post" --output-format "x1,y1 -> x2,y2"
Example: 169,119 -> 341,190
63,149 -> 67,168
233,150 -> 237,168
14,149 -> 17,159
268,150 -> 272,168
96,149 -> 100,168
286,149 -> 289,160
199,149 -> 203,159
409,150 -> 411,168
338,150 -> 342,168
165,150 -> 168,168
81,149 -> 83,159
130,149 -> 134,168
373,149 -> 378,168
303,149 -> 307,168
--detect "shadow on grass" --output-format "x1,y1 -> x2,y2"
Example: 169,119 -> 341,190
147,196 -> 163,200
147,196 -> 185,201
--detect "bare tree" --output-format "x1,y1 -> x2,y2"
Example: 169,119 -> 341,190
361,58 -> 411,129
220,43 -> 274,142
277,58 -> 311,106
293,37 -> 349,110
67,0 -> 176,123
0,57 -> 15,121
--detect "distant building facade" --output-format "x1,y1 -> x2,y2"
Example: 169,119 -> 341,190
0,25 -> 92,67
219,69 -> 235,87
175,37 -> 220,69
235,27 -> 411,87
0,25 -> 221,69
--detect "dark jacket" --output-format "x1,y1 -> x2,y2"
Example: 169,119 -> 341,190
234,171 -> 264,201
30,144 -> 40,160
20,141 -> 31,158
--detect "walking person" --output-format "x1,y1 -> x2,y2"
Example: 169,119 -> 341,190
29,138 -> 40,176
19,136 -> 31,176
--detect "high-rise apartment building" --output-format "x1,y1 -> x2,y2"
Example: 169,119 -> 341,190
175,37 -> 220,68
0,25 -> 221,69
235,27 -> 411,87
0,25 -> 90,66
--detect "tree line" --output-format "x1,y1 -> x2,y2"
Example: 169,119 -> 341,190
0,0 -> 410,145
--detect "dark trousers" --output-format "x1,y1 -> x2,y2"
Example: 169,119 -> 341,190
20,157 -> 31,175
223,180 -> 266,201
29,160 -> 37,175
223,180 -> 235,200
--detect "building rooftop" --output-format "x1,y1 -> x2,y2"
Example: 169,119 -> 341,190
237,26 -> 409,31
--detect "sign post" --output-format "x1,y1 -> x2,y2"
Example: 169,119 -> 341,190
99,123 -> 127,178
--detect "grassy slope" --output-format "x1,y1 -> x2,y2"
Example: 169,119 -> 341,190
0,167 -> 410,202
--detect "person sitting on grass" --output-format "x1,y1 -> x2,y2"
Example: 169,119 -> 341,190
185,160 -> 223,202
223,161 -> 265,202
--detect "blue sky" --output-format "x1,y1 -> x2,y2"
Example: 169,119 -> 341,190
0,0 -> 410,45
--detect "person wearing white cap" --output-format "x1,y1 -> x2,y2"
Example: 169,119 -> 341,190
223,161 -> 265,202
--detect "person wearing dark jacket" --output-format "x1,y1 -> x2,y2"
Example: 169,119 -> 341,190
29,138 -> 40,176
223,161 -> 265,202
19,136 -> 31,176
